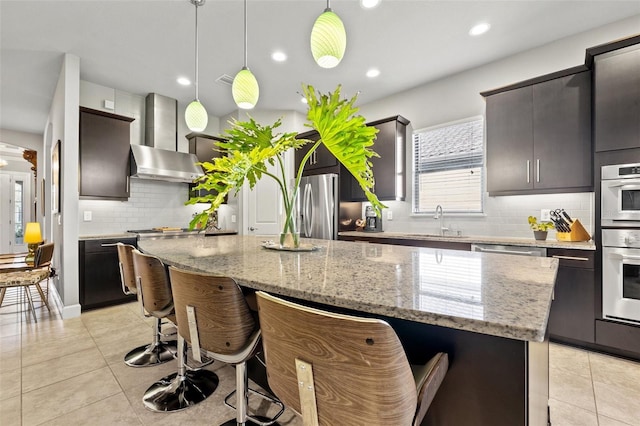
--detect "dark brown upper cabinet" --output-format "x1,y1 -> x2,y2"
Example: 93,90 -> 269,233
340,116 -> 409,202
484,70 -> 592,196
79,107 -> 134,200
295,130 -> 338,174
186,132 -> 226,201
594,44 -> 640,152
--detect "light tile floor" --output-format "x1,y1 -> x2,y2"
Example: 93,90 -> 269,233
1,287 -> 640,425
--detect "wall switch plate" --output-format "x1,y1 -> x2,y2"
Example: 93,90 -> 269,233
540,209 -> 551,221
387,210 -> 393,221
103,99 -> 115,110
83,211 -> 92,221
231,214 -> 237,223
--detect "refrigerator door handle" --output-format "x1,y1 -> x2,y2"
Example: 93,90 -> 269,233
302,183 -> 308,237
307,184 -> 315,237
302,183 -> 313,237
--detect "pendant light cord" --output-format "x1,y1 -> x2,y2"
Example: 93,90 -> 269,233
243,0 -> 248,68
194,1 -> 200,100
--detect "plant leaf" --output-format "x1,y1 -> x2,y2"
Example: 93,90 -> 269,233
302,84 -> 386,216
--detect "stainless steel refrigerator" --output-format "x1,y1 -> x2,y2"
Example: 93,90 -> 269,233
298,173 -> 339,240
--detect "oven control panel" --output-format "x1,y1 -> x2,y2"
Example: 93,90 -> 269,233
602,229 -> 640,248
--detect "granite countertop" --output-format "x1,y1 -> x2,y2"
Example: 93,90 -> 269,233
339,231 -> 596,250
138,235 -> 558,343
79,233 -> 135,241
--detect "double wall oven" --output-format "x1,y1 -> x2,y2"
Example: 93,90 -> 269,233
601,163 -> 640,325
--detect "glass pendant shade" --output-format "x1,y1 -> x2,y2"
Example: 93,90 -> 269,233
185,100 -> 208,132
310,10 -> 346,68
232,68 -> 259,110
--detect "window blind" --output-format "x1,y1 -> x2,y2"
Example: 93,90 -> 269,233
413,117 -> 484,214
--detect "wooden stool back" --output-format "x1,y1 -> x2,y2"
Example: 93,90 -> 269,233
256,291 -> 417,426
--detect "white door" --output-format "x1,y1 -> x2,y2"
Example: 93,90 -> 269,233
0,173 -> 31,253
245,163 -> 282,236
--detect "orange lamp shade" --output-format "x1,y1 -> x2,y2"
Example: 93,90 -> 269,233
24,222 -> 42,244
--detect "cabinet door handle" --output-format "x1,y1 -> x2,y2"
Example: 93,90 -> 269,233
536,159 -> 540,183
526,160 -> 530,183
101,243 -> 119,247
126,176 -> 130,193
551,255 -> 590,262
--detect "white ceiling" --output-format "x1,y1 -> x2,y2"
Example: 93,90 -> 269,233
1,0 -> 639,136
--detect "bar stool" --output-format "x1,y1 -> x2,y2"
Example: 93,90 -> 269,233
256,291 -> 449,426
132,251 -> 219,412
117,243 -> 176,367
167,266 -> 284,425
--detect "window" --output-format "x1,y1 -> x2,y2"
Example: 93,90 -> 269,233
413,116 -> 484,214
14,180 -> 24,244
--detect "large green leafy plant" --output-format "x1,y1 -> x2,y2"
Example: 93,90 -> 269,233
188,84 -> 386,247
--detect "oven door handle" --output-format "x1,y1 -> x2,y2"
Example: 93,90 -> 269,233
607,182 -> 640,189
615,253 -> 640,265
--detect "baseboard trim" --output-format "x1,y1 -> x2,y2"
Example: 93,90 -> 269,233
49,281 -> 81,319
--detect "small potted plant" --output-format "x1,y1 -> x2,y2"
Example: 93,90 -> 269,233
528,216 -> 554,241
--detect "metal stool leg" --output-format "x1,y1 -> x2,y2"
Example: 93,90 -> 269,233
124,316 -> 177,367
143,334 -> 219,412
222,361 -> 284,426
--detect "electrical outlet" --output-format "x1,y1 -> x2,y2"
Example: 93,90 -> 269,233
231,214 -> 237,223
540,209 -> 551,221
387,210 -> 393,221
83,211 -> 92,221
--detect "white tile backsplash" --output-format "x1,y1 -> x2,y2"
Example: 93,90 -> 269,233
78,179 -> 217,235
380,192 -> 594,239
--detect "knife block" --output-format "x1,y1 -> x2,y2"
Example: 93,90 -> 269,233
556,219 -> 591,242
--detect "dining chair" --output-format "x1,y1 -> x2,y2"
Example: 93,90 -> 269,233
256,291 -> 449,426
0,243 -> 55,321
117,243 -> 176,367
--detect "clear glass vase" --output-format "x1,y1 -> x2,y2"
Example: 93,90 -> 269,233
279,190 -> 300,249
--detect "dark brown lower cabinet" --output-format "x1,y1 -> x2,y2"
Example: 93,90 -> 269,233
79,237 -> 137,310
547,249 -> 595,343
595,319 -> 640,356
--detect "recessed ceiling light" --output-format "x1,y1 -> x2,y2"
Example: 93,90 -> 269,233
469,23 -> 490,36
366,68 -> 380,78
272,51 -> 287,62
177,77 -> 191,86
300,97 -> 308,104
361,0 -> 380,9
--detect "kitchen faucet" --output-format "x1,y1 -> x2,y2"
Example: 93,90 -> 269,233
434,205 -> 448,236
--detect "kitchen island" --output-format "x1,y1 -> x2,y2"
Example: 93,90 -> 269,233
139,235 -> 558,426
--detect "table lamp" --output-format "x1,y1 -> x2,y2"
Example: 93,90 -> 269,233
24,222 -> 42,264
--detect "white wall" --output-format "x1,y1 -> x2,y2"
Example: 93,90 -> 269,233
45,53 -> 81,318
356,15 -> 640,239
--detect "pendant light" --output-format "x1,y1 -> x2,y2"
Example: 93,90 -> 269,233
310,0 -> 346,68
185,0 -> 208,132
232,0 -> 259,109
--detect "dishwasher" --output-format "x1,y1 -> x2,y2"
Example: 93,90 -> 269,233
471,244 -> 547,257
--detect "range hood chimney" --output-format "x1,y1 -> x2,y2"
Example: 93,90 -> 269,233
130,93 -> 204,183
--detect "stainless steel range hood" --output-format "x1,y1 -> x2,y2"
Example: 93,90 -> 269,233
130,144 -> 203,183
129,93 -> 204,183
